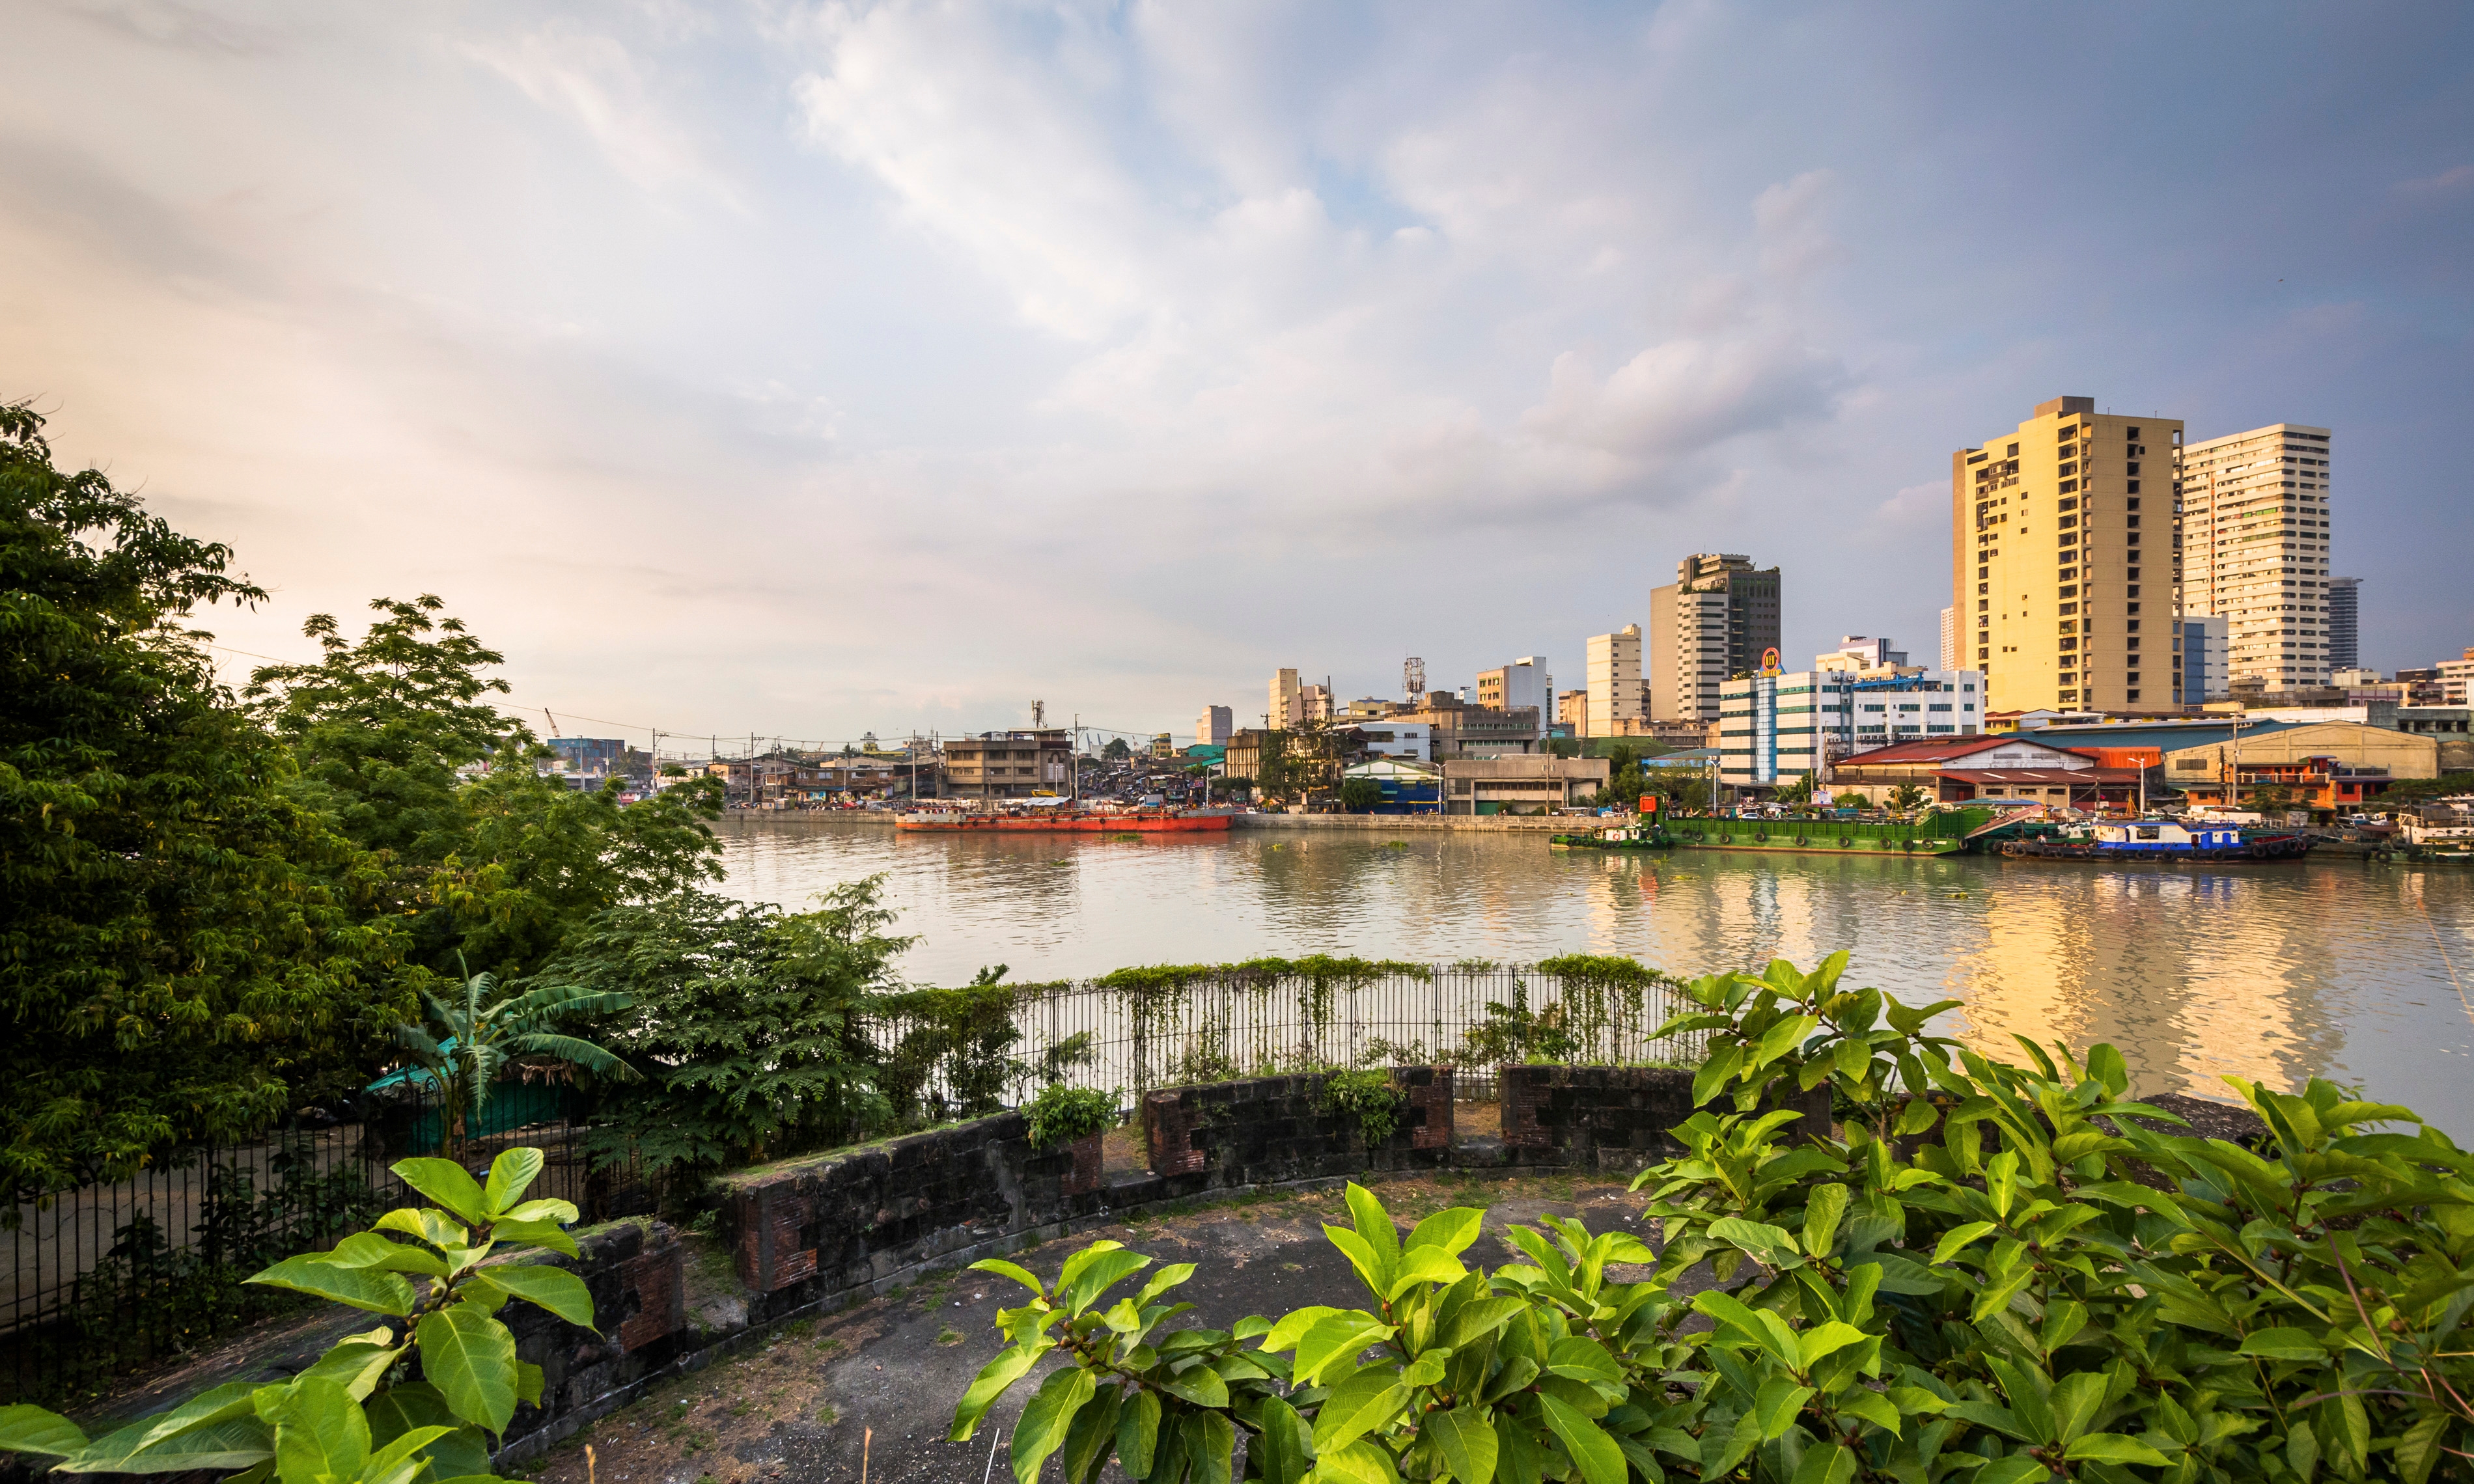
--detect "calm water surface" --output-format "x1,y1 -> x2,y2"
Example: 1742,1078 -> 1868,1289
714,818 -> 2474,1128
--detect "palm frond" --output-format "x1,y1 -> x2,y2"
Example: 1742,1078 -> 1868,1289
511,1034 -> 642,1080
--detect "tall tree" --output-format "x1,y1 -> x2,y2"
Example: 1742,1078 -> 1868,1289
0,404 -> 397,1194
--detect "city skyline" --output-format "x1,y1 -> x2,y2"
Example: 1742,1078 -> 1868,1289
5,4 -> 2469,743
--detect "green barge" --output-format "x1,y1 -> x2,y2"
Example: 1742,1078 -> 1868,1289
1553,806 -> 2017,857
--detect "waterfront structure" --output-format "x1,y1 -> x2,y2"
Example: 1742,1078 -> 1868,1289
1341,758 -> 1441,813
2181,614 -> 2229,702
1718,666 -> 1985,792
2161,721 -> 2433,813
944,729 -> 1076,799
1829,734 -> 2138,811
2178,422 -> 2336,690
1439,755 -> 1609,815
1648,553 -> 1782,723
2324,577 -> 2359,671
1953,395 -> 2184,714
1476,657 -> 1553,715
1196,706 -> 1232,747
1583,625 -> 1643,736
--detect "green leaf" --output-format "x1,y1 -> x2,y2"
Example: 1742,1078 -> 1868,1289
1116,1387 -> 1161,1479
1258,1304 -> 1338,1353
391,1159 -> 488,1224
1791,1441 -> 1856,1484
1059,1381 -> 1124,1484
950,1340 -> 1052,1441
1406,1207 -> 1484,1257
1801,1184 -> 1849,1257
1692,1043 -> 1745,1107
1753,1015 -> 1822,1069
2063,1434 -> 2171,1466
473,1264 -> 598,1328
1753,1378 -> 1815,1440
1345,1182 -> 1402,1280
1797,1321 -> 1871,1371
1442,1297 -> 1525,1351
245,1256 -> 415,1317
1385,1246 -> 1469,1299
1158,1365 -> 1230,1409
361,1425 -> 454,1484
1251,1396 -> 1311,1484
1313,1367 -> 1409,1454
1010,1366 -> 1095,1484
1969,1459 -> 2053,1484
1319,1438 -> 1402,1484
1186,1410 -> 1234,1484
496,1197 -> 578,1225
363,1386 -> 492,1481
482,1148 -> 544,1216
1429,1406 -> 1498,1484
969,1257 -> 1047,1297
2398,1412 -> 2449,1484
59,1409 -> 271,1476
325,1233 -> 450,1277
1930,1222 -> 1999,1265
416,1303 -> 519,1435
488,1219 -> 579,1258
2236,1327 -> 2323,1361
270,1377 -> 368,1484
1546,1336 -> 1622,1383
1132,1263 -> 1197,1310
0,1405 -> 89,1459
1294,1312 -> 1393,1385
1706,1216 -> 1801,1269
1326,1225 -> 1393,1300
2048,1371 -> 2106,1445
1538,1394 -> 1625,1484
295,1340 -> 401,1401
1835,1388 -> 1901,1438
1063,1250 -> 1152,1315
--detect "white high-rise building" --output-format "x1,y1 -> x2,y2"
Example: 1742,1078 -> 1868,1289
1584,626 -> 1642,736
1719,666 -> 1988,791
1939,607 -> 1958,671
2178,422 -> 2335,689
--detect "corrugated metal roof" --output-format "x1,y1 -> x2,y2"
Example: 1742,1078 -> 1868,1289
2029,719 -> 2312,752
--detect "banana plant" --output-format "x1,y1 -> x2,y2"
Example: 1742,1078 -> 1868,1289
0,1147 -> 593,1484
394,960 -> 636,1156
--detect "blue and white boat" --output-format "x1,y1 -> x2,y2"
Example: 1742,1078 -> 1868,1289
2001,819 -> 2311,862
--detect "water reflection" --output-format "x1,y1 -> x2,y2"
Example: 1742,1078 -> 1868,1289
713,819 -> 2474,1126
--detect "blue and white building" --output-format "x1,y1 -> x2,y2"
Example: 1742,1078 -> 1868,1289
1719,667 -> 1988,791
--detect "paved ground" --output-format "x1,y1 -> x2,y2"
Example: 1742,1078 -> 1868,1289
514,1172 -> 1658,1484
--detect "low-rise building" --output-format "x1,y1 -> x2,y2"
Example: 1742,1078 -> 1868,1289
1829,734 -> 2139,810
944,729 -> 1076,799
1440,755 -> 1609,815
1342,758 -> 1441,813
1718,667 -> 1986,792
2159,720 -> 2437,813
1348,721 -> 1432,762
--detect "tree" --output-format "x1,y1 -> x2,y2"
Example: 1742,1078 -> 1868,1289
548,883 -> 907,1177
1773,770 -> 1817,804
1887,781 -> 1929,812
247,597 -> 725,980
1338,776 -> 1383,813
1831,790 -> 1869,808
1604,741 -> 1639,775
1,403 -> 397,1196
1102,737 -> 1132,761
1255,730 -> 1296,800
1546,737 -> 1579,759
392,964 -> 637,1157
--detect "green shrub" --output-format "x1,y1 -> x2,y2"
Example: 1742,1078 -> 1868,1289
1,1146 -> 592,1483
947,952 -> 2474,1483
1319,1070 -> 1407,1146
1025,1084 -> 1118,1150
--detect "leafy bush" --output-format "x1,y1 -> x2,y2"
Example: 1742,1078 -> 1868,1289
948,952 -> 2474,1483
1320,1071 -> 1408,1146
1025,1084 -> 1119,1150
1,1146 -> 592,1483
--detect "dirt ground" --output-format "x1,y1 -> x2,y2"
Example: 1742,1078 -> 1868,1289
511,1172 -> 1654,1484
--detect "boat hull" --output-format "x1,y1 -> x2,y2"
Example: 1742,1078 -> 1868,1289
896,812 -> 1233,833
2001,834 -> 2311,862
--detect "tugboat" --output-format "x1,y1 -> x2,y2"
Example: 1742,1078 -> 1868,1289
2001,818 -> 2311,862
1550,795 -> 1673,852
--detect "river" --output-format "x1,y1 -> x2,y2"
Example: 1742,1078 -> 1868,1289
714,818 -> 2474,1129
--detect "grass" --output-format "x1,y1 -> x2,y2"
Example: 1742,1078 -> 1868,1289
816,1403 -> 840,1427
936,1326 -> 964,1347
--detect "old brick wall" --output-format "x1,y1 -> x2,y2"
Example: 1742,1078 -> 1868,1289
1497,1064 -> 1831,1172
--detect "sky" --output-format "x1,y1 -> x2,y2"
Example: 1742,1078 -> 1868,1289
5,0 -> 2470,751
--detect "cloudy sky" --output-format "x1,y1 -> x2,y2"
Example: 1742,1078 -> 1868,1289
7,1 -> 2469,749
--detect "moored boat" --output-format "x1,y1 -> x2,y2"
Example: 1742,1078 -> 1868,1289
2001,819 -> 2311,862
896,808 -> 1234,833
1549,823 -> 1672,851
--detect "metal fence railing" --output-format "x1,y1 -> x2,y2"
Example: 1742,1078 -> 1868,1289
1,1087 -> 606,1408
864,963 -> 1706,1110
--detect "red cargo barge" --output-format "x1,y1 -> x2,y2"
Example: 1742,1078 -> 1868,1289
896,808 -> 1235,834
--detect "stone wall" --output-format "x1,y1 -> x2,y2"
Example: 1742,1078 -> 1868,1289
1499,1064 -> 1832,1172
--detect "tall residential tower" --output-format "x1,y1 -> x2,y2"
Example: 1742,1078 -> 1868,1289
1648,553 -> 1782,723
1951,396 -> 2183,714
2178,423 -> 2336,690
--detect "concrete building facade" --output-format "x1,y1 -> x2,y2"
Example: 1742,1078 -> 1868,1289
1269,668 -> 1300,729
1648,553 -> 1781,724
1440,755 -> 1610,814
1718,667 -> 1986,792
1584,625 -> 1642,737
1196,705 -> 1232,748
2181,614 -> 2229,702
2324,577 -> 2359,672
2178,422 -> 2336,690
1953,394 -> 2185,715
1476,657 -> 1553,716
943,730 -> 1076,799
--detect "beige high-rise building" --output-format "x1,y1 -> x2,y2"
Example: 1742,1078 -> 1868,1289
1583,625 -> 1641,736
1269,668 -> 1300,728
2177,422 -> 2335,691
1952,396 -> 2184,714
1647,554 -> 1781,722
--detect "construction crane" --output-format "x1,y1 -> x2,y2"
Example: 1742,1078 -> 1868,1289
1403,657 -> 1426,701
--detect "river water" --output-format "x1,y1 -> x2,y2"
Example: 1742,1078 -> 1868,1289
713,818 -> 2474,1130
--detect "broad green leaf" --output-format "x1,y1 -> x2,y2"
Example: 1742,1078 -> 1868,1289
1796,1321 -> 1870,1371
496,1198 -> 578,1226
1941,1401 -> 2033,1442
59,1410 -> 271,1476
416,1303 -> 518,1435
1063,1250 -> 1151,1315
1059,1381 -> 1123,1484
1753,1014 -> 1822,1069
361,1425 -> 454,1484
362,1386 -> 492,1481
950,1340 -> 1051,1440
472,1264 -> 598,1328
1790,1442 -> 1856,1484
245,1256 -> 414,1317
1318,1439 -> 1403,1484
1930,1222 -> 1999,1265
1132,1263 -> 1197,1310
1158,1364 -> 1230,1408
1706,1217 -> 1801,1269
1294,1313 -> 1393,1385
1801,1184 -> 1848,1257
1252,1397 -> 1311,1484
1056,1240 -> 1126,1293
1259,1305 -> 1339,1353
1538,1394 -> 1624,1484
1186,1410 -> 1235,1484
487,1220 -> 576,1258
1326,1226 -> 1393,1300
482,1148 -> 544,1216
969,1258 -> 1047,1297
326,1233 -> 450,1277
1406,1207 -> 1484,1257
2398,1412 -> 2448,1484
515,1361 -> 544,1408
2048,1371 -> 2106,1444
1385,1247 -> 1469,1300
1345,1183 -> 1402,1278
0,1405 -> 87,1459
391,1159 -> 487,1224
295,1340 -> 401,1401
270,1377 -> 368,1484
1010,1366 -> 1095,1484
1429,1407 -> 1498,1484
2063,1434 -> 2171,1466
1969,1459 -> 2053,1484
1835,1388 -> 1901,1438
1544,1337 -> 1621,1383
1692,1043 -> 1745,1107
1441,1297 -> 1525,1351
374,1208 -> 468,1250
1116,1387 -> 1161,1479
1753,1378 -> 1814,1441
2236,1327 -> 2323,1361
1313,1367 -> 1408,1454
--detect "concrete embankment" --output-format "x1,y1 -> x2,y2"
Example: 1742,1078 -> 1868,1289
1230,812 -> 1579,832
